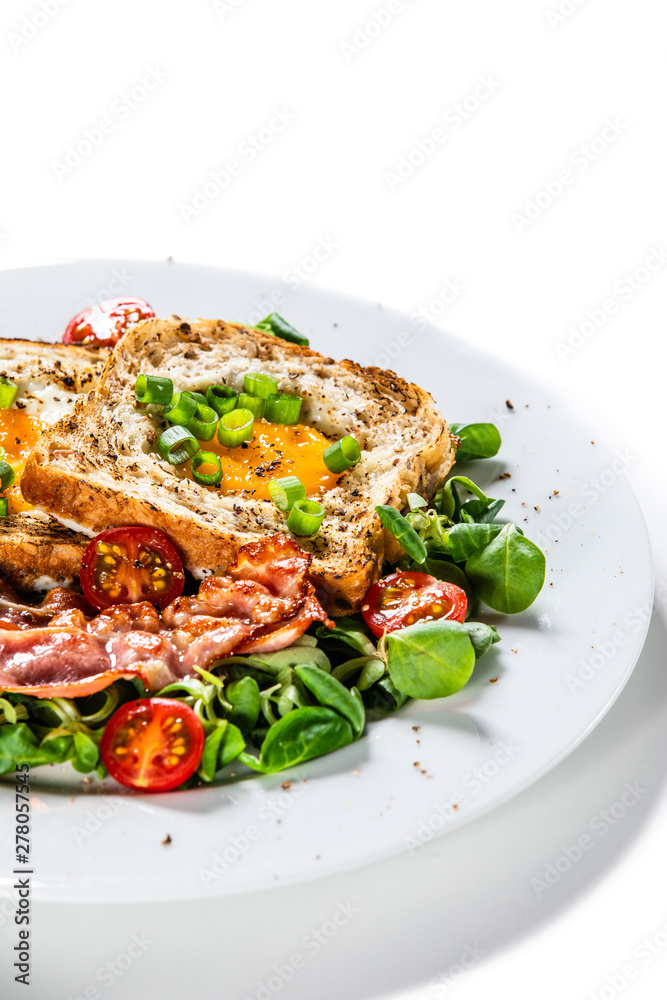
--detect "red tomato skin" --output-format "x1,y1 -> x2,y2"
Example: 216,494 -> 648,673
361,571 -> 467,638
100,698 -> 205,792
80,526 -> 185,612
62,297 -> 155,348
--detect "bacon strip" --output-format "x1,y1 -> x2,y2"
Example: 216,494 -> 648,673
235,584 -> 332,654
0,629 -> 128,698
0,534 -> 333,697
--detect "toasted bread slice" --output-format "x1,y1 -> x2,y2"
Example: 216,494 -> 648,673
22,319 -> 455,613
0,339 -> 108,411
0,340 -> 108,591
0,512 -> 94,592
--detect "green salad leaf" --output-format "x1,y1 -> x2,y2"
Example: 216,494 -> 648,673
375,505 -> 427,563
0,724 -> 73,775
461,621 -> 502,659
315,617 -> 378,658
295,665 -> 365,738
71,731 -> 100,773
450,422 -> 502,462
255,313 -> 309,347
465,522 -> 546,614
226,677 -> 260,734
445,522 -> 503,562
240,707 -> 355,773
386,620 -> 476,699
198,722 -> 246,781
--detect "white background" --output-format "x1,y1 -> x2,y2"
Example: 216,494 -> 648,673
0,1 -> 665,998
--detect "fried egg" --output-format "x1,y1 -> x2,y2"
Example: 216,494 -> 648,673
177,420 -> 341,499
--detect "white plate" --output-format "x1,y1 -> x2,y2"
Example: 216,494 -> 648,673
0,260 -> 652,902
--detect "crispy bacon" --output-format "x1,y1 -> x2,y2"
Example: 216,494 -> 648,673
163,576 -> 302,629
236,584 -> 333,653
170,618 -> 258,671
229,533 -> 311,603
0,629 -> 124,698
0,534 -> 333,697
86,603 -> 162,638
0,586 -> 93,631
0,628 -> 182,698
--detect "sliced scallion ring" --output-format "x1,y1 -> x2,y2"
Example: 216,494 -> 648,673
157,425 -> 199,465
134,374 -> 174,406
0,497 -> 8,517
264,393 -> 302,425
192,451 -> 223,486
323,435 -> 361,473
217,408 -> 254,447
186,403 -> 218,441
0,460 -> 16,491
268,475 -> 307,512
188,391 -> 208,407
206,385 -> 238,416
286,498 -> 326,536
237,392 -> 266,419
244,372 -> 278,398
164,391 -> 198,427
0,376 -> 18,410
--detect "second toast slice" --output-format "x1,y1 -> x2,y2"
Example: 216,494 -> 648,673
22,318 -> 455,613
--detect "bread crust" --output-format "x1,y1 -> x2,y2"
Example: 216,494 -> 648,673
22,319 -> 455,613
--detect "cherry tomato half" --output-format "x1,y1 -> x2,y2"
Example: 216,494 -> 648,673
101,698 -> 205,792
62,297 -> 155,348
80,526 -> 185,611
361,571 -> 467,638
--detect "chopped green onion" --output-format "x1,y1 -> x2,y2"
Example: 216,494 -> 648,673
268,476 -> 307,512
255,313 -> 309,347
134,374 -> 174,406
323,435 -> 361,473
206,385 -> 238,416
188,391 -> 209,407
244,372 -> 279,398
264,393 -> 302,425
407,493 -> 428,511
157,425 -> 199,465
0,376 -> 18,410
237,392 -> 266,419
186,403 -> 218,441
0,461 -> 16,491
192,451 -> 223,486
375,504 -> 427,563
0,498 -> 7,517
164,391 -> 198,427
218,408 -> 254,447
287,498 -> 326,536
0,446 -> 5,460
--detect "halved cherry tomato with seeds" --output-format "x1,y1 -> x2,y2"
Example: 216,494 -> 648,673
80,526 -> 185,611
101,698 -> 205,791
361,571 -> 467,638
62,297 -> 155,348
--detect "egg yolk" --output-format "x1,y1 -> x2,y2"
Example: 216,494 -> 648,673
177,420 -> 340,499
0,408 -> 42,514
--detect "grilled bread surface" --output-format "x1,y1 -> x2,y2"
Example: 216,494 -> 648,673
0,339 -> 108,591
22,319 -> 455,613
0,512 -> 92,592
0,339 -> 107,410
